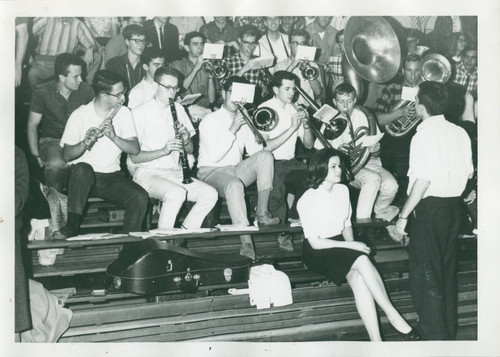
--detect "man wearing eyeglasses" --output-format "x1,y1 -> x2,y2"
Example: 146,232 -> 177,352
222,25 -> 268,100
55,70 -> 148,239
106,25 -> 147,89
128,66 -> 218,232
127,47 -> 165,109
274,29 -> 323,106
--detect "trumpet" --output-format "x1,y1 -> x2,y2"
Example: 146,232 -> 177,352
235,103 -> 276,147
169,99 -> 193,184
202,59 -> 228,79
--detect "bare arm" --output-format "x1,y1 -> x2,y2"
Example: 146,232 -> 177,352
63,141 -> 88,162
307,233 -> 371,254
15,22 -> 29,87
396,178 -> 431,234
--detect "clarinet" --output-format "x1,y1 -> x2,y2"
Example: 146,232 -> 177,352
85,100 -> 123,151
169,99 -> 193,184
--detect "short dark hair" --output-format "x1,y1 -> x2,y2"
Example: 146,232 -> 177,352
154,66 -> 183,83
184,31 -> 205,46
463,43 -> 478,54
335,29 -> 344,44
269,70 -> 299,90
123,24 -> 145,41
238,24 -> 262,40
417,81 -> 449,116
289,29 -> 310,43
333,82 -> 356,99
92,70 -> 124,94
54,53 -> 85,77
403,54 -> 421,66
222,75 -> 250,92
406,28 -> 423,41
140,47 -> 164,66
307,148 -> 351,189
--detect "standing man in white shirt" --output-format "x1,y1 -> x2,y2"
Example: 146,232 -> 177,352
395,81 -> 474,340
55,70 -> 149,238
127,47 -> 165,109
197,76 -> 279,260
258,71 -> 315,250
129,67 -> 218,231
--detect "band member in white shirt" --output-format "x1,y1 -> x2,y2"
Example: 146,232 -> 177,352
197,76 -> 280,260
395,81 -> 473,340
129,67 -> 218,231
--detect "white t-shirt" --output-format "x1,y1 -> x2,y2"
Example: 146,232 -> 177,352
130,98 -> 196,171
408,115 -> 473,198
297,184 -> 352,239
127,79 -> 156,109
259,97 -> 304,160
60,101 -> 138,173
198,107 -> 263,168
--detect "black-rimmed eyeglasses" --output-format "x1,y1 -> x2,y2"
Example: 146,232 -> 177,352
155,81 -> 180,92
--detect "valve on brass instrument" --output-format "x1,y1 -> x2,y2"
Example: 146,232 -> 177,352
185,268 -> 192,282
113,277 -> 122,289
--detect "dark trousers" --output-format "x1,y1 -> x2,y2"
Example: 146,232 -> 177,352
409,196 -> 463,340
66,163 -> 149,233
269,159 -> 307,222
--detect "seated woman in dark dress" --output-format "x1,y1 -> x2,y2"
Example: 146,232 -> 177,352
297,148 -> 421,341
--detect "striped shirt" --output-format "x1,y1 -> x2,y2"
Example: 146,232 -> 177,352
33,17 -> 96,56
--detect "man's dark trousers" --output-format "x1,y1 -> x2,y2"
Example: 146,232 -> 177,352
66,162 -> 148,233
409,196 -> 463,340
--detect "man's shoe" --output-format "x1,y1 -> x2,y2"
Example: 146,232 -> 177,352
278,233 -> 294,252
375,205 -> 400,222
51,226 -> 76,240
256,212 -> 280,226
240,243 -> 256,261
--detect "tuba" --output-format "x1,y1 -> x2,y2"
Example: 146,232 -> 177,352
324,16 -> 400,174
385,53 -> 452,137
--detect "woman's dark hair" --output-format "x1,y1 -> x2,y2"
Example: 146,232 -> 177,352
307,148 -> 352,189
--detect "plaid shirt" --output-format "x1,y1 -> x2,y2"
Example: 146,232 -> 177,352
222,53 -> 265,86
374,82 -> 403,113
453,62 -> 478,98
328,54 -> 343,80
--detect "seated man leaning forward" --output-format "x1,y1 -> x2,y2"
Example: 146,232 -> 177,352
128,67 -> 218,231
197,76 -> 280,260
315,83 -> 399,221
54,70 -> 149,238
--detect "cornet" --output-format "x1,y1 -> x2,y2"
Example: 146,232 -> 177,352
202,59 -> 228,79
299,61 -> 320,81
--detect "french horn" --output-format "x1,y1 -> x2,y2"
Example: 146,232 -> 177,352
385,53 -> 452,137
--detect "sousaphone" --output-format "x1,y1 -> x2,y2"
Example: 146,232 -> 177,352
327,17 -> 401,175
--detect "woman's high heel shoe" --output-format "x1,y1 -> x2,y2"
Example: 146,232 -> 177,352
394,327 -> 422,341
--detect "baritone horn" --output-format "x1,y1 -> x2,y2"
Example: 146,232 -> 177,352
385,53 -> 452,137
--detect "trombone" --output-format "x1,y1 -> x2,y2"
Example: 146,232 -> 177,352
234,103 -> 277,147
